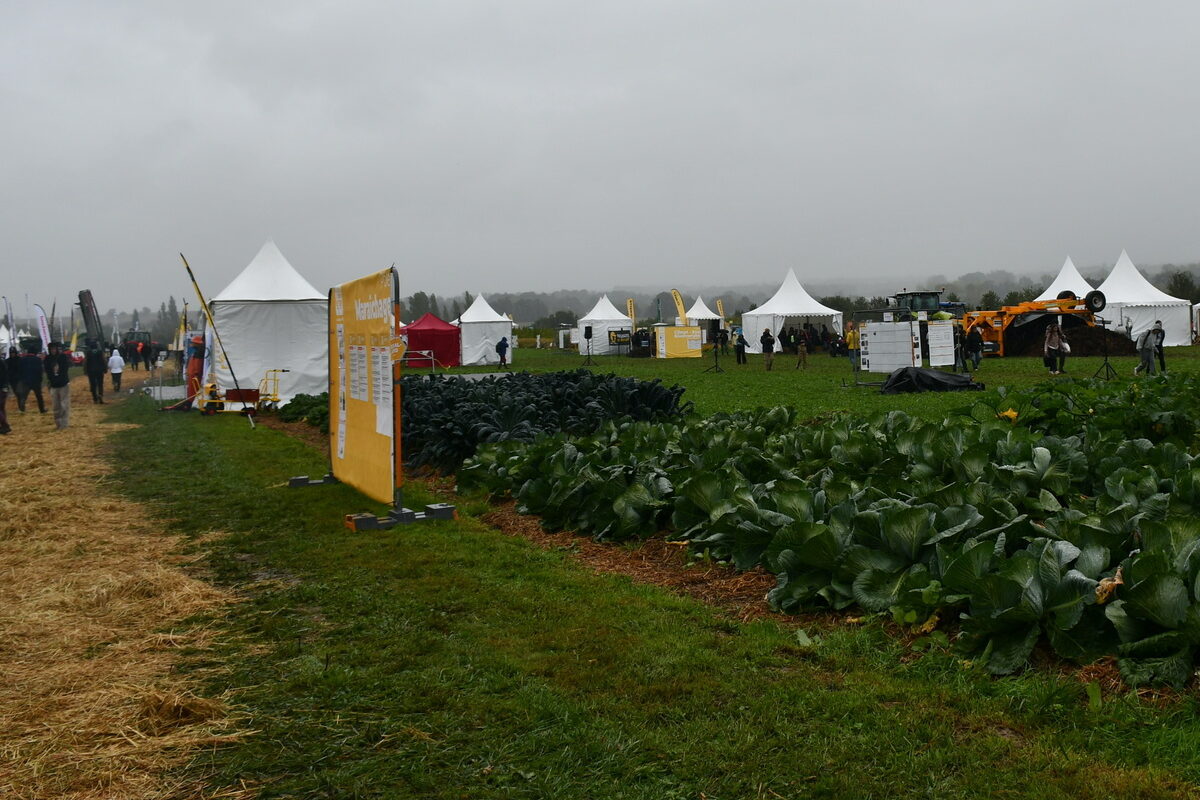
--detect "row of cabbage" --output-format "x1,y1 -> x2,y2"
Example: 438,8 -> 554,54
400,370 -> 691,472
459,375 -> 1200,688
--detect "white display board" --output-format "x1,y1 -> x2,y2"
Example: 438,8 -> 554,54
926,321 -> 956,367
860,321 -> 920,373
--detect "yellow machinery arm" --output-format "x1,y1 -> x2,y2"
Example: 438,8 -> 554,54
962,291 -> 1106,357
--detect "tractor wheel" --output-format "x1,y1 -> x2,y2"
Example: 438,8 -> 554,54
1056,290 -> 1078,300
1085,290 -> 1106,313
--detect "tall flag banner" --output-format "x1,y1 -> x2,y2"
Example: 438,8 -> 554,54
626,298 -> 636,326
34,304 -> 50,352
715,298 -> 726,328
2,296 -> 13,344
670,289 -> 688,326
328,267 -> 402,505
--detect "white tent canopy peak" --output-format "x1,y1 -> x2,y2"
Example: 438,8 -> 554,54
213,240 -> 324,302
580,295 -> 631,322
1035,256 -> 1094,302
458,294 -> 509,323
684,296 -> 720,320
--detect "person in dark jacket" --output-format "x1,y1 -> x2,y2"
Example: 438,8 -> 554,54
5,347 -> 17,392
0,352 -> 10,434
16,345 -> 46,413
45,341 -> 72,429
964,326 -> 984,370
760,328 -> 776,371
1153,320 -> 1167,373
84,340 -> 107,403
734,330 -> 748,364
495,336 -> 509,368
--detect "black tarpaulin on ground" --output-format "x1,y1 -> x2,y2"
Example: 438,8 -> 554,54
880,367 -> 985,394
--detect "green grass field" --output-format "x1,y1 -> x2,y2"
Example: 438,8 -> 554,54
440,344 -> 1200,420
102,347 -> 1200,798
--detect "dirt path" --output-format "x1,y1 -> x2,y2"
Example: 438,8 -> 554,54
0,374 -> 240,799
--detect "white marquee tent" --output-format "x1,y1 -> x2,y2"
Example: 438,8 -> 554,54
1035,256 -> 1094,301
675,296 -> 720,325
675,296 -> 721,342
1095,250 -> 1191,346
206,240 -> 328,403
741,269 -> 842,353
457,294 -> 514,366
578,295 -> 632,355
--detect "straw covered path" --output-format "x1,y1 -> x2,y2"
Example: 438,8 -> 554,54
0,374 -> 240,799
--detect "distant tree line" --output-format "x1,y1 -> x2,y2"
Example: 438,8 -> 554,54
99,261 -> 1199,346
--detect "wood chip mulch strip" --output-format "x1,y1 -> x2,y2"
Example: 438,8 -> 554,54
471,501 -> 776,623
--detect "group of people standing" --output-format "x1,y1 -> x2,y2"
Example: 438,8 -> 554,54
0,341 -> 127,434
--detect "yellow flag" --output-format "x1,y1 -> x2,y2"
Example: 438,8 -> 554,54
715,299 -> 726,327
626,298 -> 636,325
670,289 -> 688,326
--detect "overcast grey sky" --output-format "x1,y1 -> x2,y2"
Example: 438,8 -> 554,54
3,1 -> 1198,312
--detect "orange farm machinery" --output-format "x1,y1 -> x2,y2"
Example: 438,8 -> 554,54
962,290 -> 1106,357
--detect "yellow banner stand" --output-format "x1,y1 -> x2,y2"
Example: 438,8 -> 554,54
289,266 -> 455,530
654,326 -> 702,358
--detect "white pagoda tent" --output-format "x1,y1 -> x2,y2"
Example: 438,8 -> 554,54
1095,250 -> 1191,346
206,240 -> 328,403
457,294 -> 514,366
1035,257 -> 1094,302
741,269 -> 842,353
676,296 -> 720,324
577,295 -> 632,355
674,296 -> 722,342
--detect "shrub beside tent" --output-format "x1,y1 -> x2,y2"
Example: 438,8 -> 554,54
206,240 -> 328,404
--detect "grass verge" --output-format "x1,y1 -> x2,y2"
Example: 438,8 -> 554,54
104,395 -> 1200,799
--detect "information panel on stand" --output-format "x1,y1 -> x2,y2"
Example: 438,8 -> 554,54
328,267 -> 402,505
926,320 -> 956,367
860,320 -> 920,373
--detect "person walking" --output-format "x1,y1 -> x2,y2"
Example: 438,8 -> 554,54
1134,326 -> 1157,376
107,347 -> 125,392
84,341 -> 107,403
717,327 -> 729,355
1043,322 -> 1068,375
495,336 -> 509,368
965,326 -> 983,371
734,330 -> 748,364
0,351 -> 11,434
45,341 -> 72,429
760,328 -> 776,371
16,345 -> 46,414
1152,321 -> 1167,373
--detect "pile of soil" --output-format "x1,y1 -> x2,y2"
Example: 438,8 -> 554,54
1009,319 -> 1137,358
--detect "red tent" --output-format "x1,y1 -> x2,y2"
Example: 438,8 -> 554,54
401,313 -> 461,368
